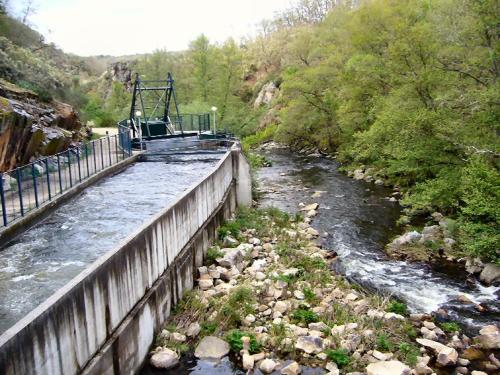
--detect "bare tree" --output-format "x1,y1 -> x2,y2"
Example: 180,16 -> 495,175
21,0 -> 37,24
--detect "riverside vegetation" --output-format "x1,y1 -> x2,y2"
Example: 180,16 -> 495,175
148,205 -> 499,374
2,0 -> 498,264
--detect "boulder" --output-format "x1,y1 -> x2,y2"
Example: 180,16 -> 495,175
416,338 -> 446,352
465,258 -> 484,274
479,263 -> 500,285
150,348 -> 179,369
171,332 -> 186,342
281,361 -> 301,375
260,358 -> 277,373
222,235 -> 239,247
389,231 -> 422,248
186,322 -> 201,337
475,325 -> 500,349
420,225 -> 441,243
242,353 -> 254,370
194,336 -> 230,360
217,248 -> 244,268
366,360 -> 409,375
295,336 -> 324,354
436,345 -> 458,366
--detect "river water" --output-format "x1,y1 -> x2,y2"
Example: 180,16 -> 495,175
0,152 -> 224,334
257,150 -> 499,332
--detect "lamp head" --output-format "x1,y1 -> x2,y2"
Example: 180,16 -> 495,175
135,110 -> 142,117
211,106 -> 217,112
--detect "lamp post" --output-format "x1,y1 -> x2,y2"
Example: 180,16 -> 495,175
211,106 -> 217,135
135,110 -> 143,150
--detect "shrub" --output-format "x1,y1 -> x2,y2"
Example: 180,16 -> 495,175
292,309 -> 318,324
376,334 -> 394,351
386,301 -> 407,315
226,330 -> 261,354
206,247 -> 223,264
325,349 -> 350,367
440,322 -> 461,333
398,342 -> 419,366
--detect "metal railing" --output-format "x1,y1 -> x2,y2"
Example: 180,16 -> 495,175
0,132 -> 132,228
171,113 -> 211,132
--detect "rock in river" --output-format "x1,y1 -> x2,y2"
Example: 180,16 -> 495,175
150,348 -> 179,369
194,336 -> 230,360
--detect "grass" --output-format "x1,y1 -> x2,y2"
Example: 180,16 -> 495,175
386,301 -> 407,315
398,342 -> 420,367
440,322 -> 461,333
303,287 -> 319,305
325,349 -> 350,368
206,247 -> 224,264
217,286 -> 256,329
376,333 -> 394,351
292,309 -> 319,325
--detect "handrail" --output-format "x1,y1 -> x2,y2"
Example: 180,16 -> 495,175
0,132 -> 132,228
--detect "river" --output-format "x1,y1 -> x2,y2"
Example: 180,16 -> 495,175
257,149 -> 499,332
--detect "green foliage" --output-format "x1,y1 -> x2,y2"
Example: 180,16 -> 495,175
200,321 -> 217,336
440,322 -> 461,333
325,349 -> 350,368
303,287 -> 318,304
292,309 -> 318,324
218,286 -> 255,329
376,333 -> 394,351
398,342 -> 419,367
386,301 -> 408,315
206,247 -> 224,265
226,330 -> 261,354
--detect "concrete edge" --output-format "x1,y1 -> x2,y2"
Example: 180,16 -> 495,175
0,153 -> 143,245
81,180 -> 236,374
0,150 -> 233,346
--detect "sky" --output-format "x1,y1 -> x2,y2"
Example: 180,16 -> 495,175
11,0 -> 294,56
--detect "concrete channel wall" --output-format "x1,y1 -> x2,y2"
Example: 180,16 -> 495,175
0,145 -> 252,375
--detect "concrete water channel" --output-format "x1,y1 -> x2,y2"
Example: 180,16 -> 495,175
0,147 -> 224,333
0,138 -> 252,375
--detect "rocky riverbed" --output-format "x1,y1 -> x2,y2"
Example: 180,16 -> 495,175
144,205 -> 499,374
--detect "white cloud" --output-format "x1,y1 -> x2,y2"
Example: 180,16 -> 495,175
29,0 -> 293,56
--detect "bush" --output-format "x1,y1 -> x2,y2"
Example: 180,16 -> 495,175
226,330 -> 261,354
440,322 -> 461,333
206,247 -> 223,264
325,349 -> 350,367
386,301 -> 407,315
376,333 -> 393,351
292,309 -> 318,324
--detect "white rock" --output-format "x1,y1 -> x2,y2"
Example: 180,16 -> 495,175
281,361 -> 301,375
186,322 -> 201,337
242,353 -> 254,370
294,290 -> 305,300
366,360 -> 410,375
150,348 -> 179,369
260,358 -> 277,373
436,345 -> 458,366
171,332 -> 186,342
479,263 -> 500,285
274,301 -> 288,314
309,322 -> 328,331
295,336 -> 324,354
198,278 -> 213,290
194,336 -> 230,359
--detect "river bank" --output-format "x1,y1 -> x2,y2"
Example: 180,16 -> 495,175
145,206 -> 498,374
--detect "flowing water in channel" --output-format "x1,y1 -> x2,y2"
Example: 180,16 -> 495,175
257,149 -> 499,332
0,152 -> 224,334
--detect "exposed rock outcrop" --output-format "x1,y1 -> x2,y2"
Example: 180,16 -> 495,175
254,81 -> 279,108
0,79 -> 85,171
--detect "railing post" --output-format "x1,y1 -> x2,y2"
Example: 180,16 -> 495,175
45,159 -> 51,201
114,135 -> 118,162
0,174 -> 8,226
67,150 -> 73,187
85,143 -> 90,177
128,131 -> 132,156
77,147 -> 82,182
31,164 -> 39,208
108,136 -> 112,166
100,138 -> 104,170
57,154 -> 63,193
93,141 -> 97,173
16,168 -> 24,217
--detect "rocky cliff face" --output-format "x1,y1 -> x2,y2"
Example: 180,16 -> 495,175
0,79 -> 86,172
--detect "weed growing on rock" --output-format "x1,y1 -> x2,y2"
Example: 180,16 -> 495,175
292,309 -> 318,325
226,329 -> 262,354
325,348 -> 350,367
386,301 -> 408,315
